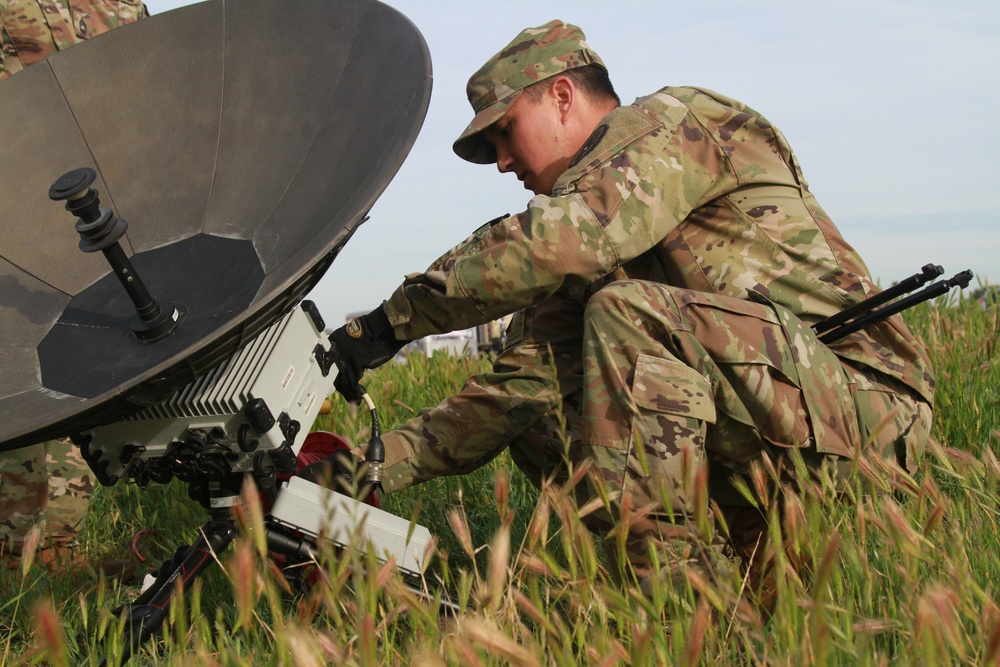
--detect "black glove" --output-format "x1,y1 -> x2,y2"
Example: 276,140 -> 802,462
328,303 -> 408,402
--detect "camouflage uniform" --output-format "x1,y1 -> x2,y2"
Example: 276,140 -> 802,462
375,22 -> 934,589
0,0 -> 145,79
0,0 -> 147,557
0,440 -> 95,556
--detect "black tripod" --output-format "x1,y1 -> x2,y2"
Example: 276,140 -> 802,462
98,400 -> 387,666
98,474 -> 319,667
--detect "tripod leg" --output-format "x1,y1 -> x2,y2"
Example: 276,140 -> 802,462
265,522 -> 317,562
100,519 -> 237,667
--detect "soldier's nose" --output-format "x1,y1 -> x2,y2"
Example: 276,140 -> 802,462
496,154 -> 513,174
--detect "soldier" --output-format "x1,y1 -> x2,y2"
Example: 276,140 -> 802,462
329,21 -> 935,599
0,0 -> 147,564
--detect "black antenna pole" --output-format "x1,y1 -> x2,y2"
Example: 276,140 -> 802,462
812,263 -> 943,336
817,269 -> 973,344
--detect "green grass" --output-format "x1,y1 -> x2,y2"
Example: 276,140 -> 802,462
2,295 -> 998,665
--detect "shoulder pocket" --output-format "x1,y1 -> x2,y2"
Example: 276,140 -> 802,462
553,106 -> 661,194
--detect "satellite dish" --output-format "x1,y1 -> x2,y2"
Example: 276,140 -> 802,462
0,0 -> 432,451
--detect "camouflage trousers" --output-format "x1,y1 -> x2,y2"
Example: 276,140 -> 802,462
510,280 -> 932,595
0,439 -> 93,557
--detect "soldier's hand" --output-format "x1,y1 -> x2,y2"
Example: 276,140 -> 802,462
328,304 -> 407,403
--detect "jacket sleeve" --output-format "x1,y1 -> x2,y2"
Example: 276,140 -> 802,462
383,102 -> 736,341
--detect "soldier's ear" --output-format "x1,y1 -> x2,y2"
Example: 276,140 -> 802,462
549,75 -> 576,121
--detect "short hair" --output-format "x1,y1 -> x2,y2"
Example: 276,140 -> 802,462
523,64 -> 620,106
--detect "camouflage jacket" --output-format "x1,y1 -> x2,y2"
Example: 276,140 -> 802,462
379,86 -> 935,488
0,0 -> 146,79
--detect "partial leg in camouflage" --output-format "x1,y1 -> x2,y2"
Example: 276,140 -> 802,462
44,439 -> 94,545
0,444 -> 49,557
503,295 -> 588,491
577,280 -> 867,596
0,440 -> 93,563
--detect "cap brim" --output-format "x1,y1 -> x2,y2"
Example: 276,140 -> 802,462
452,90 -> 521,164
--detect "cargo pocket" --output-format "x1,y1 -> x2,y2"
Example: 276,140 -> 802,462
632,354 -> 716,424
685,296 -> 816,452
851,378 -> 929,474
715,359 -> 813,451
770,302 -> 859,457
683,293 -> 857,457
626,354 -> 716,490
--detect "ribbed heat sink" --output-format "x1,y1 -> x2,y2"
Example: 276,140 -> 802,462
123,310 -> 295,422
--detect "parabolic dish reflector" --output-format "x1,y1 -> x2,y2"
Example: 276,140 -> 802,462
0,0 -> 432,450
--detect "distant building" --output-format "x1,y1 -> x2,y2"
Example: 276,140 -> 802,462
405,327 -> 479,358
343,313 -> 513,360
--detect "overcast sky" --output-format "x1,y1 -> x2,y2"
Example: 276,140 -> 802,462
148,0 -> 1000,325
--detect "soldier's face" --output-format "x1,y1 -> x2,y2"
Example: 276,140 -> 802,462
485,90 -> 571,196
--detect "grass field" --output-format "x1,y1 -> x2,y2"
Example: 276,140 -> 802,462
1,295 -> 998,666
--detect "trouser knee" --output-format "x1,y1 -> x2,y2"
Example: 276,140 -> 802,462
583,280 -> 685,341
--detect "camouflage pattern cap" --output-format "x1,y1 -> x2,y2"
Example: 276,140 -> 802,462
453,20 -> 605,164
